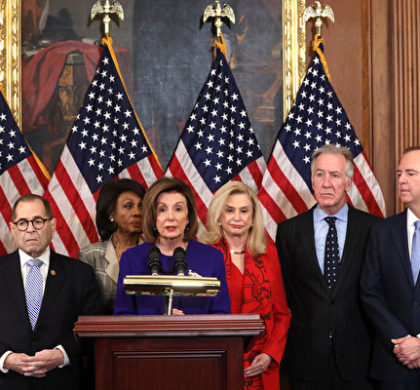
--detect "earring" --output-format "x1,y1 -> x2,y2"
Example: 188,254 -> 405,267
110,217 -> 114,223
185,223 -> 190,232
152,226 -> 158,236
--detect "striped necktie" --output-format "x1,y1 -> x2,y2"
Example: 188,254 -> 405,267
25,258 -> 44,329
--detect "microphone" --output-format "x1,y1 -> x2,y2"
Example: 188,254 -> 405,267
147,247 -> 161,276
173,247 -> 187,276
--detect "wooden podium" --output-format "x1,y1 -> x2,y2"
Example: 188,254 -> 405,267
74,315 -> 264,390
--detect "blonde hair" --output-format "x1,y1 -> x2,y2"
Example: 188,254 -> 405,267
201,181 -> 266,256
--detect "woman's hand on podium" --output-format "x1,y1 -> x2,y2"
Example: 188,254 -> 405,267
171,308 -> 185,315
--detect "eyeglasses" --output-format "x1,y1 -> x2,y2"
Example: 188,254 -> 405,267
13,217 -> 51,231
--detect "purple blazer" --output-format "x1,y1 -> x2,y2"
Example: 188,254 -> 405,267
114,240 -> 231,315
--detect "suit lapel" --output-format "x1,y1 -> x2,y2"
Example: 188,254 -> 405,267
331,206 -> 358,296
391,211 -> 413,287
36,252 -> 66,329
4,251 -> 33,331
303,208 -> 329,291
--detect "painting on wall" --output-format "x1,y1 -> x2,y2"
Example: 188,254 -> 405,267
16,0 -> 304,173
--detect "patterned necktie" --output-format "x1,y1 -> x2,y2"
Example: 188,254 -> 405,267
25,258 -> 44,329
411,220 -> 420,285
324,217 -> 339,290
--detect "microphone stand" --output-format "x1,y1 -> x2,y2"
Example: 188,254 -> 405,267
166,288 -> 174,315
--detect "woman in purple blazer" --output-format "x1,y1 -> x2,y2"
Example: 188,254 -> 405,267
114,177 -> 231,315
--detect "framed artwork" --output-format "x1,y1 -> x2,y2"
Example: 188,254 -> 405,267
0,0 -> 306,173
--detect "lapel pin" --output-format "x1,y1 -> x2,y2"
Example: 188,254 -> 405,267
50,269 -> 56,276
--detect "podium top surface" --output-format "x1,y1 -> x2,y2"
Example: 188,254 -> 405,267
74,314 -> 264,338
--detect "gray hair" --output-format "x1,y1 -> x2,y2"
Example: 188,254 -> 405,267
310,144 -> 354,179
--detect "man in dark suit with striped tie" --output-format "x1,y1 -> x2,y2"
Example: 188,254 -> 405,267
0,194 -> 102,390
362,147 -> 420,389
276,144 -> 379,389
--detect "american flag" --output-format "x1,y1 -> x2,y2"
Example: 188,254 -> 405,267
0,87 -> 49,255
167,48 -> 266,226
44,37 -> 163,257
258,49 -> 386,241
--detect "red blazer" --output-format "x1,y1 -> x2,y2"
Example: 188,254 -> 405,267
213,239 -> 291,390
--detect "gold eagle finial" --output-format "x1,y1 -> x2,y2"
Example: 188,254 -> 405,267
303,1 -> 335,36
203,0 -> 235,37
90,0 -> 124,35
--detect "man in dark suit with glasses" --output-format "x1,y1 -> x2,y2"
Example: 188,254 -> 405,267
0,194 -> 101,390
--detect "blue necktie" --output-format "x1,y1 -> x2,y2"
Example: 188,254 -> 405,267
324,217 -> 339,290
25,258 -> 44,329
411,221 -> 420,285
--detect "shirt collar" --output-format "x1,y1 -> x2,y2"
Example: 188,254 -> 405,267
314,203 -> 349,223
19,247 -> 50,268
407,207 -> 418,228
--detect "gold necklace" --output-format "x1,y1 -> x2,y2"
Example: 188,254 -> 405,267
230,249 -> 245,255
111,234 -> 138,250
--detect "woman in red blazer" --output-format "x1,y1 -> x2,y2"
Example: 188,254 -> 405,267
201,181 -> 291,390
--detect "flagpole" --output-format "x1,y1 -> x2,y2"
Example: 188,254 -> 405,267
90,0 -> 124,36
303,1 -> 335,38
203,0 -> 235,60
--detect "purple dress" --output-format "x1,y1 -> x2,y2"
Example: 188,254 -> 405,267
114,240 -> 231,315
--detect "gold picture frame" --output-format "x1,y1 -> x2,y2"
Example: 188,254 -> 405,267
1,0 -> 305,127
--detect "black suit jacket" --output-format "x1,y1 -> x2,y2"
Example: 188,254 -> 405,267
361,210 -> 420,382
0,250 -> 102,390
276,205 -> 379,382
